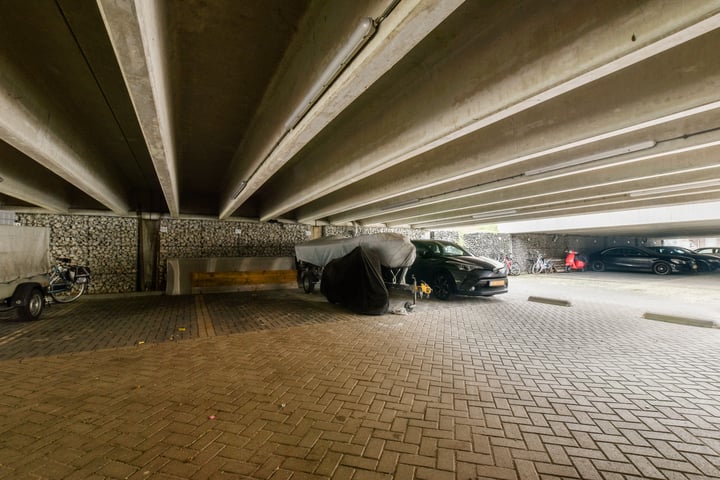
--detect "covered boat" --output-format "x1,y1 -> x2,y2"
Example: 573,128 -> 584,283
320,246 -> 389,315
295,233 -> 416,268
294,233 -> 417,297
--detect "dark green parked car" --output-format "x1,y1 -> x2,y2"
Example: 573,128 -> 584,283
408,239 -> 508,300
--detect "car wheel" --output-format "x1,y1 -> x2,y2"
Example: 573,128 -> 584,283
591,260 -> 605,272
432,272 -> 454,301
652,261 -> 671,275
17,288 -> 44,321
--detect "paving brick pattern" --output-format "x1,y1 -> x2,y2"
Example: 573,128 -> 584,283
1,287 -> 720,479
0,295 -> 196,360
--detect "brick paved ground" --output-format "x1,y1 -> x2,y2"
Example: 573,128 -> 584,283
1,276 -> 719,479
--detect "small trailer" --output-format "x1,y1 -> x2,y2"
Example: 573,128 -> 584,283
0,225 -> 51,321
295,233 -> 417,293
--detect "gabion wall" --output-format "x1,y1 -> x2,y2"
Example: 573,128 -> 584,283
511,233 -> 610,273
158,218 -> 312,288
13,212 -> 645,290
462,232 -> 513,260
16,213 -> 138,293
322,228 -> 513,263
323,225 -> 429,240
429,230 -> 460,243
427,231 -> 513,263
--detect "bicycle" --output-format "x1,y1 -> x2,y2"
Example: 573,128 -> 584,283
498,253 -> 521,276
530,254 -> 554,274
47,258 -> 91,303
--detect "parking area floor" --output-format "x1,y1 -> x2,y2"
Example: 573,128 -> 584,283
1,273 -> 719,479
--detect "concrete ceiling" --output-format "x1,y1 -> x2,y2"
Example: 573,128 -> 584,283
1,0 -> 720,237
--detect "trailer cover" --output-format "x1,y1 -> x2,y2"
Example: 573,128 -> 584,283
320,246 -> 389,315
0,225 -> 50,284
295,233 -> 416,268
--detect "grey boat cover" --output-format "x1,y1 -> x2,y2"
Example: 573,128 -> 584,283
295,233 -> 416,268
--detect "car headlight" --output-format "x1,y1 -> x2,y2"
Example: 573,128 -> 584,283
670,259 -> 686,264
457,264 -> 474,271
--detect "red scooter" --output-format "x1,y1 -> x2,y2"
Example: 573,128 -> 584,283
564,250 -> 586,272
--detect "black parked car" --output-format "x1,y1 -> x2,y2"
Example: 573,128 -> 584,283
589,246 -> 697,275
646,246 -> 720,272
408,240 -> 508,300
695,247 -> 720,258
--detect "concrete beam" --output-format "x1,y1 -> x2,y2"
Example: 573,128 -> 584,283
265,0 -> 720,223
324,105 -> 720,225
498,202 -> 720,236
364,131 -> 720,225
97,0 -> 179,216
403,173 -> 720,227
0,57 -> 130,214
418,191 -> 720,230
308,28 -> 720,225
218,0 -> 390,219
218,0 -> 465,220
0,159 -> 69,212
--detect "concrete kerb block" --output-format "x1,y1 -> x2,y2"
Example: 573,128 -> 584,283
643,312 -> 720,329
527,296 -> 572,307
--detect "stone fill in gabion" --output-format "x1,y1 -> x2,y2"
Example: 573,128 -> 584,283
17,213 -> 137,294
14,212 -> 629,292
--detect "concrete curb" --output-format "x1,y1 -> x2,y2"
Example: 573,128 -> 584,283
643,312 -> 719,329
528,296 -> 572,307
84,291 -> 164,301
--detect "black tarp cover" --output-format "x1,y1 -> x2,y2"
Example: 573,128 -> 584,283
320,246 -> 389,315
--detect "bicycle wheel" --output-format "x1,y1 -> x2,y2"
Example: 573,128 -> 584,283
510,264 -> 521,276
531,263 -> 542,274
50,280 -> 86,303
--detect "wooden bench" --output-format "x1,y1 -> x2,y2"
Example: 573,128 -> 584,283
190,270 -> 297,293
